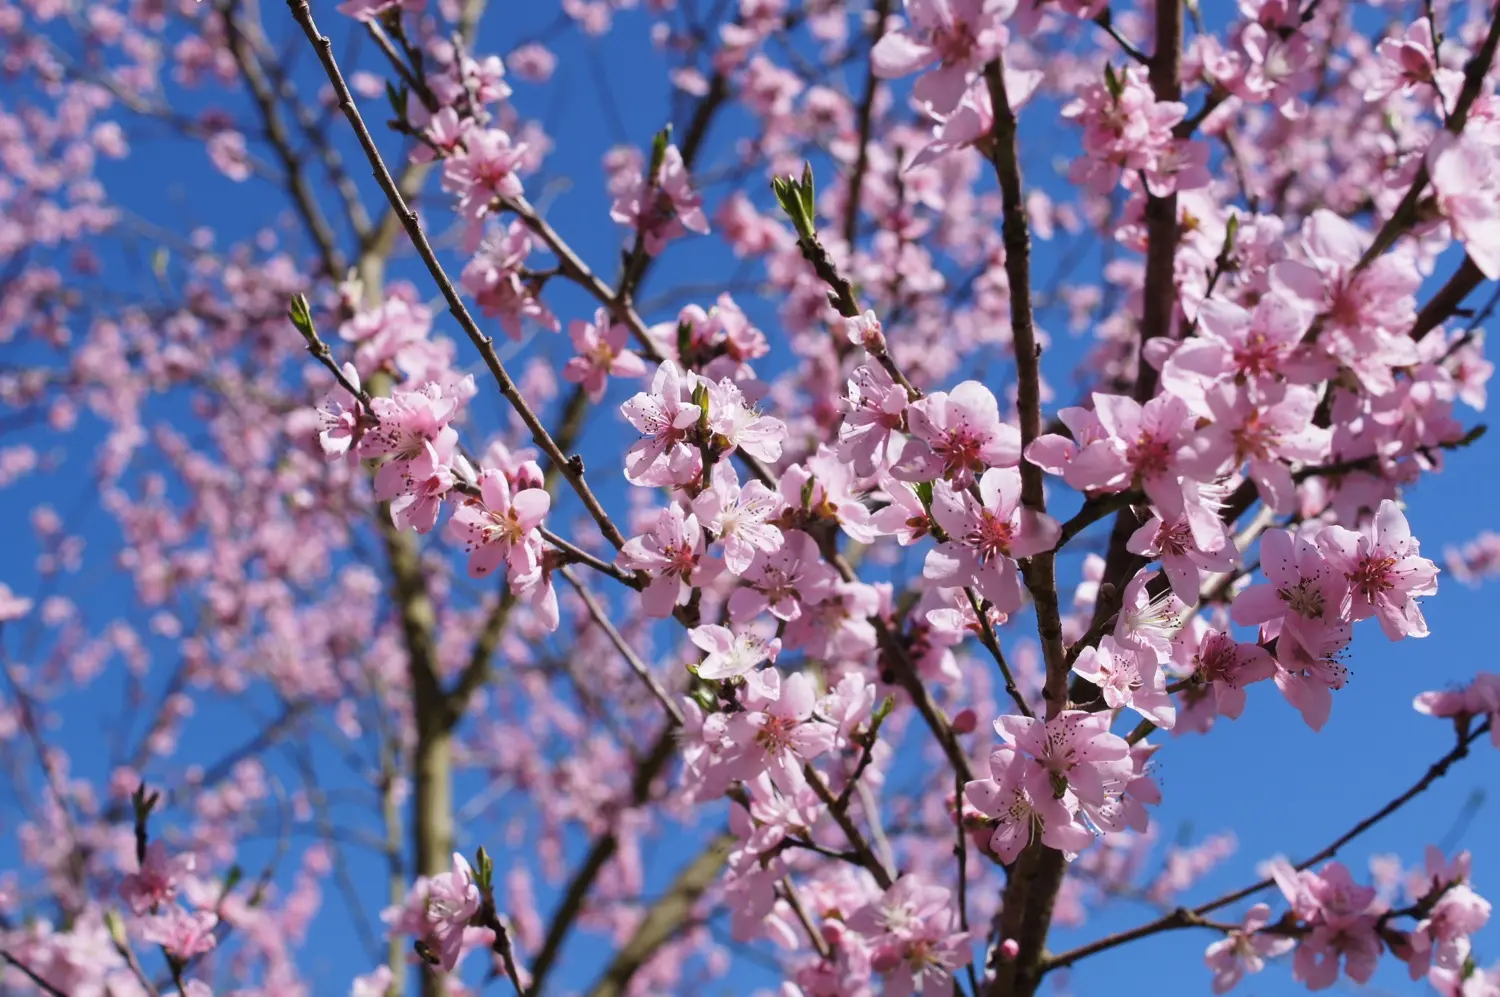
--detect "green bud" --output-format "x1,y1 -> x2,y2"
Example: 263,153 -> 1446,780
798,161 -> 816,227
872,694 -> 896,725
1222,213 -> 1240,255
105,909 -> 128,949
1104,62 -> 1123,101
288,293 -> 315,338
475,845 -> 494,892
913,480 -> 934,510
649,124 -> 674,181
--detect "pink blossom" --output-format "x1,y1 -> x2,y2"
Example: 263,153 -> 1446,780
389,441 -> 455,534
460,222 -> 560,339
1409,883 -> 1491,977
965,749 -> 1094,865
725,670 -> 836,791
1204,903 -> 1295,993
1189,381 -> 1330,514
993,709 -> 1130,810
1062,64 -> 1187,195
924,468 -> 1060,614
1128,513 -> 1238,605
704,376 -> 786,464
892,380 -> 1020,487
825,337 -> 896,445
1065,392 -> 1220,550
1171,624 -> 1275,721
850,876 -> 973,997
447,469 -> 550,579
609,144 -> 709,256
0,583 -> 33,623
362,387 -> 461,503
1073,635 -> 1177,729
729,530 -> 838,623
563,307 -> 647,401
120,841 -> 195,915
421,853 -> 481,972
442,127 -> 528,250
140,905 -> 219,960
620,360 -> 701,486
688,624 -> 781,680
870,0 -> 1017,114
1428,132 -> 1500,280
1231,528 -> 1350,660
313,362 -> 365,460
1413,673 -> 1500,746
336,0 -> 422,21
691,460 -> 784,575
1320,500 -> 1438,641
618,504 -> 721,618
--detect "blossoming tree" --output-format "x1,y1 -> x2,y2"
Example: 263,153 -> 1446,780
3,0 -> 1500,995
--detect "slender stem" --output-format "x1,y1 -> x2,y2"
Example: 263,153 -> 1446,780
558,566 -> 686,728
1043,718 -> 1493,973
286,0 -> 630,550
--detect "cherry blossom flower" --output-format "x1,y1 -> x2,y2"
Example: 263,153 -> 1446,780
850,876 -> 974,997
314,362 -> 365,460
120,842 -> 195,915
691,460 -> 784,574
609,143 -> 709,255
725,670 -> 836,791
1413,673 -> 1500,746
563,307 -> 647,401
1320,500 -> 1439,641
924,468 -> 1060,614
442,126 -> 528,250
1073,635 -> 1177,729
447,469 -> 549,579
892,381 -> 1020,487
871,0 -> 1017,114
620,360 -> 701,486
838,362 -> 908,477
1427,132 -> 1500,280
1128,513 -> 1239,605
1204,903 -> 1295,993
0,583 -> 34,623
140,905 -> 219,961
729,530 -> 838,623
618,504 -> 721,617
688,624 -> 781,680
420,853 -> 481,972
1171,623 -> 1276,721
1231,528 -> 1351,660
965,749 -> 1094,864
460,222 -> 560,339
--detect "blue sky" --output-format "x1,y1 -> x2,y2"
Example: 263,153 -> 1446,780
1,2 -> 1497,996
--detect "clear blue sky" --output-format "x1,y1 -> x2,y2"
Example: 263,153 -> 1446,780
1,3 -> 1496,996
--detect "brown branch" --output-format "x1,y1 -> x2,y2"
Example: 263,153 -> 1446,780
1,949 -> 69,997
1412,257 -> 1486,341
803,763 -> 895,889
982,58 -> 1067,722
525,727 -> 677,996
223,3 -> 347,277
1043,718 -> 1493,973
843,0 -> 893,247
583,835 -> 735,997
558,566 -> 686,727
